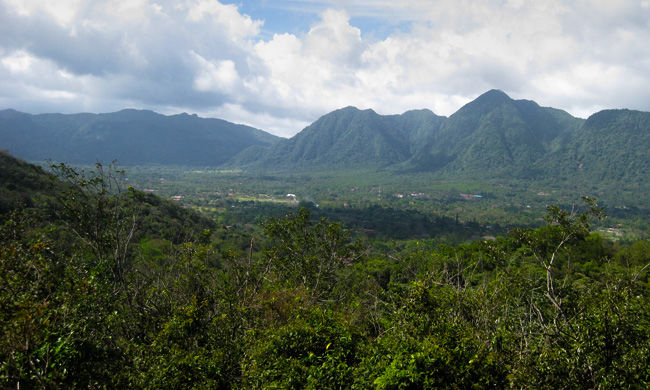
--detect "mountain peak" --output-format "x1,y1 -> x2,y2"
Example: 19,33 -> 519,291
477,89 -> 512,102
111,108 -> 159,119
334,106 -> 361,114
338,106 -> 378,114
0,108 -> 26,119
318,106 -> 380,121
452,89 -> 514,118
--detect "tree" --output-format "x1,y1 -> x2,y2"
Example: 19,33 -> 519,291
49,162 -> 137,286
262,208 -> 363,300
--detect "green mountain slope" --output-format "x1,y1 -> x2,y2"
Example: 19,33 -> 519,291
2,90 -> 647,192
411,89 -> 583,177
234,90 -> 586,177
233,106 -> 446,169
541,109 -> 650,187
0,150 -> 59,214
0,109 -> 279,166
0,150 -> 214,242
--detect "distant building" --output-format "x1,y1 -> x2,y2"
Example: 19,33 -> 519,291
460,193 -> 482,199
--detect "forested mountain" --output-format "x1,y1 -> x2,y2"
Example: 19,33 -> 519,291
233,90 -> 648,191
409,89 -> 584,177
540,109 -> 650,185
233,90 -> 585,173
0,108 -> 279,166
2,90 -> 648,190
232,106 -> 446,169
0,151 -> 214,242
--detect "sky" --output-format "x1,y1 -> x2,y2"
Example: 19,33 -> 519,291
1,0 -> 649,137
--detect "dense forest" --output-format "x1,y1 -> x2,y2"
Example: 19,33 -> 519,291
1,151 -> 649,388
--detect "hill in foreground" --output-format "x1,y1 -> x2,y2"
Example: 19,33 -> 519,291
0,150 -> 214,242
1,149 -> 649,389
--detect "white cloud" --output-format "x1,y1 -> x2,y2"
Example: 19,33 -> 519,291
3,0 -> 85,27
1,50 -> 36,73
191,51 -> 240,93
185,0 -> 262,41
0,50 -> 98,111
1,0 -> 650,136
304,9 -> 364,63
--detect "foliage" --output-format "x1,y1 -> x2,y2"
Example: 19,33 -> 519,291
243,307 -> 361,389
262,208 -> 363,300
0,209 -> 123,388
1,153 -> 649,388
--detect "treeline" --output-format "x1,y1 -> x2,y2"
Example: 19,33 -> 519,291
203,198 -> 494,242
1,158 -> 649,388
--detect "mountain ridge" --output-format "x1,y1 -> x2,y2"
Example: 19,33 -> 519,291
231,90 -> 648,193
0,108 -> 279,166
230,105 -> 447,169
1,90 -> 648,192
407,89 -> 585,177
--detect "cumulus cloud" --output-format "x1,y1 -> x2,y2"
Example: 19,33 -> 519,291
1,0 -> 649,137
191,52 -> 241,93
185,0 -> 262,41
250,9 -> 366,113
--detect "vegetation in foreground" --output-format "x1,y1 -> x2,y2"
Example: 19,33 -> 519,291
1,152 -> 649,388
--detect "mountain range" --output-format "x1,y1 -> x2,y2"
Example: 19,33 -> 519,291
1,90 -> 648,188
234,90 -> 648,186
0,108 -> 278,166
231,106 -> 446,169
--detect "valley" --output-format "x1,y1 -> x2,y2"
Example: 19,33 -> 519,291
4,89 -> 647,241
1,89 -> 648,388
3,0 -> 650,386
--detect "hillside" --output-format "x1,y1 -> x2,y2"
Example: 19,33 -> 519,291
0,151 -> 214,242
540,109 -> 650,186
0,150 -> 60,214
232,106 -> 446,169
409,89 -> 584,177
0,108 -> 279,166
232,90 -> 648,196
